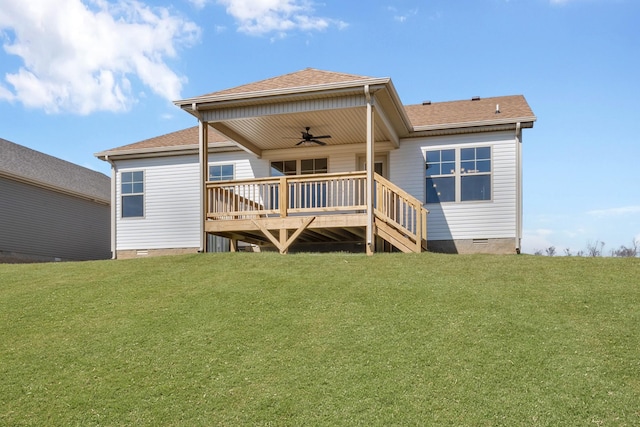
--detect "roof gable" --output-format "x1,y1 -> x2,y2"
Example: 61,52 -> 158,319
1,138 -> 110,203
200,68 -> 374,98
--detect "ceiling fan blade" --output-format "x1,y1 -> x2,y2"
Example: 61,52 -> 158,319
311,139 -> 327,146
295,140 -> 305,146
312,135 -> 331,139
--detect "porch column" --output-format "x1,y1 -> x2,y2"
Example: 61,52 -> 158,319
515,122 -> 523,253
365,85 -> 375,256
199,120 -> 208,253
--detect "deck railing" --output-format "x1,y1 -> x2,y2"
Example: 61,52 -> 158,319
206,171 -> 427,250
373,174 -> 428,250
206,171 -> 367,219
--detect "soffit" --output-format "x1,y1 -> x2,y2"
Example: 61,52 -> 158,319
175,69 -> 412,153
207,107 -> 394,151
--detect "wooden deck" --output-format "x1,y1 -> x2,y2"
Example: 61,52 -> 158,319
204,171 -> 427,253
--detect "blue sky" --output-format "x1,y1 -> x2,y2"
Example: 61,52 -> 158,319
1,0 -> 639,254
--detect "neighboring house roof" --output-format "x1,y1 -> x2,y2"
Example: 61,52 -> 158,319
1,137 -> 110,203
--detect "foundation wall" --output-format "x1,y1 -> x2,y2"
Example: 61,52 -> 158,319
116,247 -> 199,259
427,238 -> 517,255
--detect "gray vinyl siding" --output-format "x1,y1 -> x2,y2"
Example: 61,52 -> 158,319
391,131 -> 518,241
0,176 -> 110,260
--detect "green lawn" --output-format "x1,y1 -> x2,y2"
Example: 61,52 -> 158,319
1,253 -> 639,426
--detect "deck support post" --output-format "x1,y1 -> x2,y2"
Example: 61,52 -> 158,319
279,229 -> 289,254
198,119 -> 208,253
365,85 -> 375,256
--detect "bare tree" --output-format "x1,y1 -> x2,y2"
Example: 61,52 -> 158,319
564,248 -> 572,256
545,246 -> 556,257
585,240 -> 605,257
611,238 -> 639,257
533,249 -> 543,256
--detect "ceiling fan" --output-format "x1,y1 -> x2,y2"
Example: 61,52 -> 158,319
294,127 -> 331,146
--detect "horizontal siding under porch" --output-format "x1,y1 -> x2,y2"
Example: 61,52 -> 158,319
204,171 -> 428,254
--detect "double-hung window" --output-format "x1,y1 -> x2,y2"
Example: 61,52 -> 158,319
121,171 -> 144,217
460,147 -> 491,201
209,164 -> 234,181
426,146 -> 492,203
426,149 -> 456,203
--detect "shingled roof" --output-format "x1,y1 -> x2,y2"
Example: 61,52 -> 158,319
100,69 -> 534,155
100,126 -> 232,153
405,95 -> 535,128
1,138 -> 110,203
200,68 -> 374,98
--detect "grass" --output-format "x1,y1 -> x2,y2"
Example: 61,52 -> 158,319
1,252 -> 639,426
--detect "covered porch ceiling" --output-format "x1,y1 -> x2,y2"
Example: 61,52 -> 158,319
174,71 -> 414,157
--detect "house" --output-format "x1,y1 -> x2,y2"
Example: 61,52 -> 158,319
1,138 -> 111,262
96,68 -> 535,258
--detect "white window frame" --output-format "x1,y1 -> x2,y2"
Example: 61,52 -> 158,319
424,146 -> 492,204
121,170 -> 145,218
270,158 -> 328,176
209,163 -> 235,181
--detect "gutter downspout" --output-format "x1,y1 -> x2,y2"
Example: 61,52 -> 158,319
515,122 -> 523,254
365,84 -> 375,255
104,155 -> 117,259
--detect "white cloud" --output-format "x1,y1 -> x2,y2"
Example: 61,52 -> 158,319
188,0 -> 209,8
0,0 -> 200,114
388,6 -> 418,23
216,0 -> 347,36
587,205 -> 640,217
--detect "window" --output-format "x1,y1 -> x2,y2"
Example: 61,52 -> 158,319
426,149 -> 455,203
271,158 -> 328,176
121,171 -> 144,217
270,160 -> 297,176
460,147 -> 491,201
209,164 -> 234,181
301,158 -> 328,174
425,147 -> 492,203
270,159 -> 329,209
